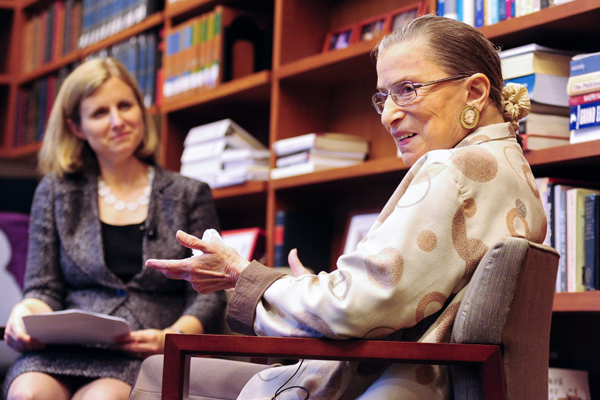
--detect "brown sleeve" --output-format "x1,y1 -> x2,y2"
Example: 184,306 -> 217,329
225,261 -> 286,336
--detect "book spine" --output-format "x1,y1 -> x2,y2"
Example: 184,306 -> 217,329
273,210 -> 285,267
584,194 -> 596,290
570,54 -> 600,77
555,185 -> 569,292
568,91 -> 600,107
569,101 -> 600,131
566,189 -> 576,292
567,71 -> 600,97
475,0 -> 484,27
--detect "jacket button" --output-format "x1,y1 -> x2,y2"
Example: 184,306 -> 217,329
117,289 -> 127,297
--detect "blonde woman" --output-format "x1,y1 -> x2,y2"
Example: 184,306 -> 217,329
3,58 -> 225,400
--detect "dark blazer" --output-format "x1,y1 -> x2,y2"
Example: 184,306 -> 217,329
3,165 -> 226,392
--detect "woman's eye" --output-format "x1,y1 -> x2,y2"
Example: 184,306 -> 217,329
118,102 -> 133,110
91,108 -> 108,118
400,84 -> 415,94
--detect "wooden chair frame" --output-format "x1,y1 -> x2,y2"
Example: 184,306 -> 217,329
161,333 -> 506,400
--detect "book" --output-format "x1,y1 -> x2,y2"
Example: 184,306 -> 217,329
569,100 -> 600,131
584,193 -> 599,290
535,177 -> 555,247
273,209 -> 334,274
270,158 -> 362,180
500,48 -> 572,80
567,70 -> 600,97
569,90 -> 600,107
554,183 -> 577,292
570,50 -> 600,77
22,309 -> 131,345
566,188 -> 600,292
570,125 -> 600,145
273,133 -> 369,157
505,73 -> 569,107
521,133 -> 569,151
519,112 -> 570,137
498,43 -> 576,59
548,367 -> 590,400
184,119 -> 266,150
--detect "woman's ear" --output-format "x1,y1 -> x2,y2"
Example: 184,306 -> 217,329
66,118 -> 86,140
465,73 -> 492,110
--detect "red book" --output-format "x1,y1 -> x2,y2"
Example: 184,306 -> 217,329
569,90 -> 600,106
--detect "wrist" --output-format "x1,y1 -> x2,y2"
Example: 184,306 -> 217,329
164,327 -> 183,335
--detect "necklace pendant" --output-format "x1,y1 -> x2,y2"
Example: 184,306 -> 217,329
114,200 -> 126,212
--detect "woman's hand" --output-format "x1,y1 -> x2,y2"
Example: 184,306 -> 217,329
4,300 -> 50,353
288,248 -> 312,277
113,328 -> 172,357
146,230 -> 250,294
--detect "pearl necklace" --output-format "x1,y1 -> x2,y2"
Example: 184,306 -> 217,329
98,167 -> 155,212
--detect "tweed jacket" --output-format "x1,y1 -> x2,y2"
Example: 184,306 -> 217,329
3,165 -> 226,393
226,123 -> 548,400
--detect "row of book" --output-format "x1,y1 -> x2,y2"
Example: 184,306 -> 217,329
440,0 -> 574,28
85,31 -> 159,108
14,66 -> 76,147
79,0 -> 160,48
22,0 -> 82,73
162,5 -> 270,101
537,177 -> 600,292
499,43 -> 573,151
567,51 -> 600,144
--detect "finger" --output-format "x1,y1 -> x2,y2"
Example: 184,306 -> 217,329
288,248 -> 308,277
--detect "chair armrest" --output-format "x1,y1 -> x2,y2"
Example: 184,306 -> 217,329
162,334 -> 505,400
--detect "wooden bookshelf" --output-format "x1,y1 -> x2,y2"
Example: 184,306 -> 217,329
1,0 -> 600,392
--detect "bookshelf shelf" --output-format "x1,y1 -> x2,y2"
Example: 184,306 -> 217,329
553,291 -> 600,312
161,70 -> 272,113
0,73 -> 10,85
212,180 -> 267,200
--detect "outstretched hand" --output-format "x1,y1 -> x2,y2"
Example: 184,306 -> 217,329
145,230 -> 250,294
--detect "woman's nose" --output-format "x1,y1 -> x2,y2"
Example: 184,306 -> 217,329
381,96 -> 403,129
110,108 -> 125,128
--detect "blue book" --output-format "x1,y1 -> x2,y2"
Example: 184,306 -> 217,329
506,73 -> 569,107
569,100 -> 600,131
438,0 -> 445,18
490,0 -> 499,24
499,0 -> 507,21
571,52 -> 600,77
475,0 -> 484,27
584,193 -> 599,290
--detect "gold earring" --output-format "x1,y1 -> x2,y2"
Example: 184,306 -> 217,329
460,105 -> 479,129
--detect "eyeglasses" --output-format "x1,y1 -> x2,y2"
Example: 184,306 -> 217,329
371,74 -> 470,114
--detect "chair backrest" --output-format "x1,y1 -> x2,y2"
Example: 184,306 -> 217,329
451,237 -> 559,400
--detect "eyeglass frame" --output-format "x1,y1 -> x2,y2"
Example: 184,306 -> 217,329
372,74 -> 471,114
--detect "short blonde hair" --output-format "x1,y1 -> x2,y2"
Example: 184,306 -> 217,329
38,57 -> 159,176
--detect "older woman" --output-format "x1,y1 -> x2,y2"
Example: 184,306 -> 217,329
131,15 -> 546,399
3,58 -> 225,400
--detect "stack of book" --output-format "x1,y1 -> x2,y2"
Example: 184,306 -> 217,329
270,133 -> 369,179
567,51 -> 600,144
500,43 -> 574,151
536,177 -> 600,292
179,119 -> 270,189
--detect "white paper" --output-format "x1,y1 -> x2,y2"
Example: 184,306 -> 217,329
192,229 -> 226,257
22,309 -> 131,345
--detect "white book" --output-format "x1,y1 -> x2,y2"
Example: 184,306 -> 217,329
499,43 -> 577,59
270,159 -> 361,180
184,119 -> 266,151
273,133 -> 369,157
549,368 -> 590,400
22,309 -> 131,345
570,126 -> 600,144
181,138 -> 227,164
180,157 -> 223,177
220,148 -> 270,164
